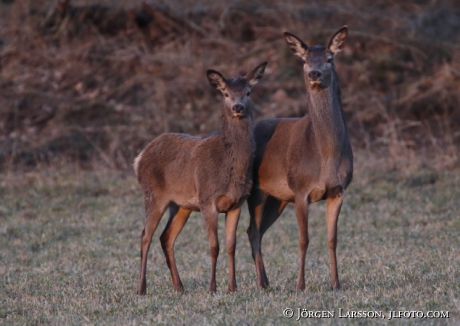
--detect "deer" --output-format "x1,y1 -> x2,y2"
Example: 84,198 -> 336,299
134,61 -> 268,295
246,26 -> 353,291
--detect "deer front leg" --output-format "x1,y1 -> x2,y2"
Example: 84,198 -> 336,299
326,194 -> 343,290
160,205 -> 192,292
202,206 -> 219,293
295,198 -> 309,291
225,208 -> 241,293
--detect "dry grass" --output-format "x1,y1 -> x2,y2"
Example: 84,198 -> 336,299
1,0 -> 459,171
1,156 -> 459,325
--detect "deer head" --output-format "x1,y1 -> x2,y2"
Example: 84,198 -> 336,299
284,26 -> 348,90
207,62 -> 268,119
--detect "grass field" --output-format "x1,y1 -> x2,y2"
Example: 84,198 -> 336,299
1,1 -> 459,325
1,156 -> 459,325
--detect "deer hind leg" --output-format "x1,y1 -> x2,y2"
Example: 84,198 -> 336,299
247,190 -> 269,288
225,208 -> 241,293
202,205 -> 219,293
137,199 -> 167,295
260,197 -> 288,235
247,191 -> 287,288
295,198 -> 309,291
326,193 -> 343,290
160,203 -> 192,292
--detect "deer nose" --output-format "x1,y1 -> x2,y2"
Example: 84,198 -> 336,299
232,104 -> 244,113
308,70 -> 322,81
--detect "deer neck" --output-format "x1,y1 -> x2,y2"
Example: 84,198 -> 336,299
304,75 -> 347,158
219,111 -> 255,181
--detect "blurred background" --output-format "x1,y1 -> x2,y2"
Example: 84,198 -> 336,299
1,0 -> 459,172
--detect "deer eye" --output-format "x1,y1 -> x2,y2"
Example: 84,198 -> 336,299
224,93 -> 229,97
327,57 -> 333,63
246,91 -> 251,96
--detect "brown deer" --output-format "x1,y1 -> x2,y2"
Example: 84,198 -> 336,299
134,61 -> 268,295
247,26 -> 353,291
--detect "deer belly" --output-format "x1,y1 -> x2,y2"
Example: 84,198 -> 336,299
258,176 -> 295,202
215,195 -> 246,212
175,196 -> 200,211
309,188 -> 326,203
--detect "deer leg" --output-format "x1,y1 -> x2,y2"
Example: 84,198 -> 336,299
225,208 -> 241,293
295,198 -> 309,291
160,204 -> 192,292
260,197 -> 288,235
326,194 -> 343,290
248,192 -> 288,288
247,190 -> 269,288
137,201 -> 167,295
257,197 -> 288,287
202,206 -> 219,293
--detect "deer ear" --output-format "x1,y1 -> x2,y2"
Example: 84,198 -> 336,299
207,70 -> 226,90
328,26 -> 348,54
284,32 -> 308,59
246,61 -> 268,86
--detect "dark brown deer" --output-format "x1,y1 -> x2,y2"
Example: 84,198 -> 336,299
134,61 -> 267,295
247,26 -> 353,291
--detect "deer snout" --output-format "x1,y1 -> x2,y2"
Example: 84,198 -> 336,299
308,70 -> 322,81
232,104 -> 244,114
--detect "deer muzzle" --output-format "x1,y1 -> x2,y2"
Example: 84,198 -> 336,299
232,104 -> 245,117
308,70 -> 322,81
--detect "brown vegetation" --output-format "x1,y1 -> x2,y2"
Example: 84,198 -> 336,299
1,0 -> 459,171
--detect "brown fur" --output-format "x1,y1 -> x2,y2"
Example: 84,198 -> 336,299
135,61 -> 267,295
247,27 -> 353,291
